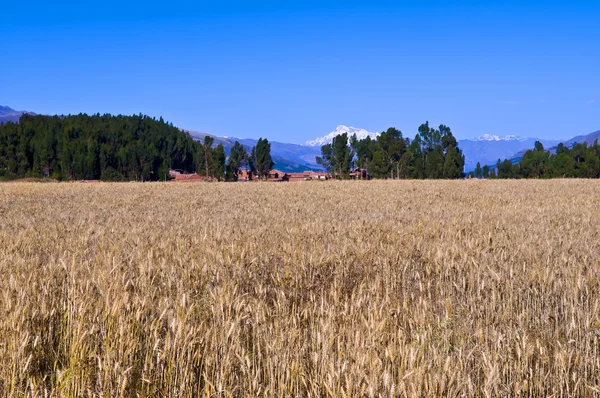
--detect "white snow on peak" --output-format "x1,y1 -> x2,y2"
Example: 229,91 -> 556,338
472,134 -> 528,142
305,125 -> 379,147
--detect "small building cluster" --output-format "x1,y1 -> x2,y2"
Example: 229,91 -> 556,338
238,169 -> 331,182
168,168 -> 371,183
169,169 -> 213,182
285,170 -> 331,182
168,168 -> 334,182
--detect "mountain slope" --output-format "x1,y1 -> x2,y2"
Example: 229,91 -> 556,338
0,105 -> 36,124
561,130 -> 600,147
186,131 -> 323,172
508,130 -> 600,162
459,135 -> 561,171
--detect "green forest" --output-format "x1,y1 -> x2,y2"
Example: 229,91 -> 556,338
0,114 -> 272,181
317,122 -> 466,179
472,140 -> 600,179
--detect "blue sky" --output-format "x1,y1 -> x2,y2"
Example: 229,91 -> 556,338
1,0 -> 598,142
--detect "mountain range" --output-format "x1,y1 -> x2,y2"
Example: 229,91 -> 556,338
507,130 -> 600,163
458,135 -> 562,171
186,130 -> 323,172
2,105 -> 598,173
0,105 -> 35,124
187,125 -> 379,172
304,126 -> 569,172
191,126 -> 600,173
189,125 -> 570,173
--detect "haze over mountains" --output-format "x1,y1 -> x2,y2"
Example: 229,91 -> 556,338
2,105 -> 598,173
190,125 -> 590,173
509,130 -> 600,162
0,106 -> 35,124
304,127 -> 567,172
186,125 -> 381,172
458,135 -> 562,171
186,130 -> 323,172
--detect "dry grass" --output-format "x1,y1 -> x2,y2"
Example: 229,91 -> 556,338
1,180 -> 599,397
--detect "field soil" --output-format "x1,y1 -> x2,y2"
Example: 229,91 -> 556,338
1,180 -> 599,396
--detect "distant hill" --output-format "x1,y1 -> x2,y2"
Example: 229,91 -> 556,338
186,130 -> 323,172
458,135 -> 560,172
0,105 -> 36,123
508,130 -> 600,162
560,130 -> 600,147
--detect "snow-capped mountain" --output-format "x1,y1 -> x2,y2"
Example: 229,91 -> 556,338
473,134 -> 528,142
305,125 -> 379,147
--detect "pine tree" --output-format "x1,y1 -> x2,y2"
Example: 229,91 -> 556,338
482,165 -> 490,178
367,150 -> 391,178
252,138 -> 274,179
212,144 -> 226,180
474,162 -> 482,178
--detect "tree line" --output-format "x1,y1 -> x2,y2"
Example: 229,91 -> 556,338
471,140 -> 600,179
317,122 -> 465,179
0,113 -> 273,181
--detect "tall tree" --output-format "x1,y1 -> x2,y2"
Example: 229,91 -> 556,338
349,133 -> 359,169
497,159 -> 514,178
227,141 -> 248,181
367,150 -> 390,178
377,127 -> 406,179
332,133 -> 352,178
442,146 -> 464,179
252,138 -> 274,179
474,162 -> 482,178
418,122 -> 444,177
482,165 -> 490,178
439,125 -> 464,179
212,144 -> 226,180
200,136 -> 214,178
355,136 -> 379,169
316,143 -> 333,173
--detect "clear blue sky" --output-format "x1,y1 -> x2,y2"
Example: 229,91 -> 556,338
2,0 -> 598,142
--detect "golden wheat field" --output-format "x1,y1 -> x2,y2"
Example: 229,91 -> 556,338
1,180 -> 600,397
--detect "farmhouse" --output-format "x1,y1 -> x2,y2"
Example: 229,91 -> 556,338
233,169 -> 287,181
268,169 -> 286,179
235,169 -> 252,181
285,171 -> 330,182
349,167 -> 370,180
169,170 -> 213,182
